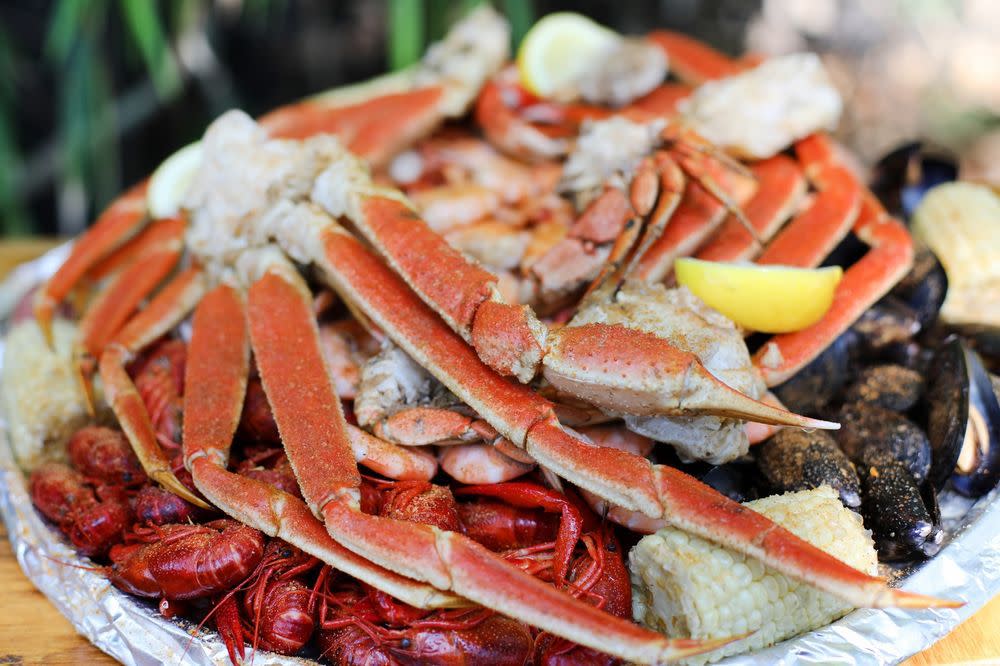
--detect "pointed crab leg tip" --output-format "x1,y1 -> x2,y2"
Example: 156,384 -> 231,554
73,362 -> 98,418
672,632 -> 750,659
38,320 -> 54,350
151,472 -> 214,510
887,589 -> 965,609
798,415 -> 840,431
708,385 -> 840,430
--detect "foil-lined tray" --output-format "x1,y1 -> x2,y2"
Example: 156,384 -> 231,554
1,245 -> 998,665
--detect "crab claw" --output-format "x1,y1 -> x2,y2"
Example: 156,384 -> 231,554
100,345 -> 211,509
97,267 -> 212,510
34,181 -> 149,348
542,322 -> 838,430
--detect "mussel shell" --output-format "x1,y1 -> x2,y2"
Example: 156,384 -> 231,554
837,403 -> 932,483
880,340 -> 935,374
925,338 -> 971,491
950,346 -> 1000,497
949,324 -> 1000,372
869,141 -> 958,220
890,247 -> 948,330
658,449 -> 759,503
858,459 -> 943,561
755,429 -> 861,508
842,364 -> 924,413
698,463 -> 758,503
851,298 -> 922,354
921,479 -> 942,528
773,330 -> 859,416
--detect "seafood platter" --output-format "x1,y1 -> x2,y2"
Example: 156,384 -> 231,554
3,8 -> 1000,665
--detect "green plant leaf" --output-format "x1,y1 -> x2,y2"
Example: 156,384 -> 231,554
0,24 -> 30,234
427,0 -> 449,40
0,105 -> 30,235
503,0 -> 534,47
119,0 -> 182,97
45,0 -> 95,60
389,0 -> 425,71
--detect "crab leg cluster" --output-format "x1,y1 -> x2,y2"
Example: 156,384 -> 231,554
342,162 -> 833,434
28,11 -> 958,663
181,269 -> 457,610
312,212 -> 946,610
638,32 -> 915,386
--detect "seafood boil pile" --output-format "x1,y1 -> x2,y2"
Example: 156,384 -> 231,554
3,7 -> 999,665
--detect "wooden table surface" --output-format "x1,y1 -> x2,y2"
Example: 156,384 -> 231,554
0,239 -> 997,665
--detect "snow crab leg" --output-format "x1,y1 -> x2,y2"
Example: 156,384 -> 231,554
181,275 -> 455,610
76,217 -> 186,376
314,219 -> 954,611
34,5 -> 510,355
97,267 -> 208,507
696,154 -> 807,263
260,5 -> 509,168
651,31 -> 915,385
331,148 -> 828,430
753,135 -> 915,385
34,181 -> 149,347
237,248 -> 721,664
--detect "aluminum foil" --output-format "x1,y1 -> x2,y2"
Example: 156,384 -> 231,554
1,245 -> 998,665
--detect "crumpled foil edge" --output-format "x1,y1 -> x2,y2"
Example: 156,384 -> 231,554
0,245 -> 997,665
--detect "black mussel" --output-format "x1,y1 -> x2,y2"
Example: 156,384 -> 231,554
773,330 -> 859,416
920,480 -> 942,528
949,324 -> 1000,373
869,142 -> 958,220
755,429 -> 861,508
658,449 -> 760,503
881,341 -> 935,374
950,347 -> 1000,497
842,364 -> 924,412
837,403 -> 931,483
925,338 -> 972,491
858,459 -> 944,560
820,230 -> 868,270
698,463 -> 759,503
851,298 -> 922,354
890,246 -> 948,330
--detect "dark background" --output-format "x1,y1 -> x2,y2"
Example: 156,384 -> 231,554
2,1 -> 997,238
0,0 -> 758,238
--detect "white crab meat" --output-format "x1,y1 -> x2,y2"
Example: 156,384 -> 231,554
559,116 -> 665,198
353,344 -> 474,430
183,110 -> 405,284
354,346 -> 438,428
576,38 -> 668,108
680,53 -> 843,160
569,283 -> 766,464
411,6 -> 510,117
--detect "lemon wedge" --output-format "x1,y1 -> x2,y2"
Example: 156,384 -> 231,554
674,258 -> 843,333
148,141 -> 203,219
517,12 -> 620,99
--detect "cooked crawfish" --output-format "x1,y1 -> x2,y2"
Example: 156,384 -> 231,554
68,426 -> 148,488
240,539 -> 321,655
29,461 -> 132,558
315,579 -> 533,666
109,519 -> 265,600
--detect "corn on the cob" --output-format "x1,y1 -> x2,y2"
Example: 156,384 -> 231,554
912,182 -> 1000,327
1,318 -> 94,471
629,486 -> 877,664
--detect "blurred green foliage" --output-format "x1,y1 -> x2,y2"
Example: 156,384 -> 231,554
0,0 -> 532,237
388,0 -> 534,70
1,0 -> 199,236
